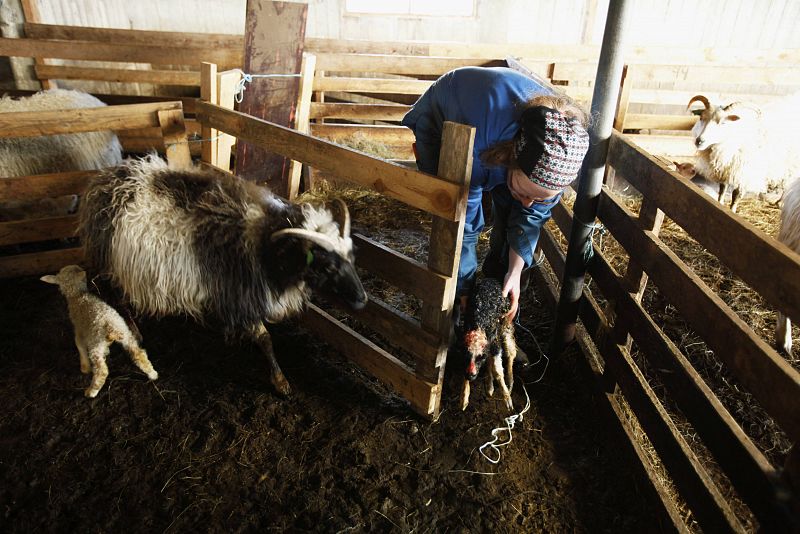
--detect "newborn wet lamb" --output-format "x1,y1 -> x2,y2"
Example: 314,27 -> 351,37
41,265 -> 158,398
460,277 -> 518,411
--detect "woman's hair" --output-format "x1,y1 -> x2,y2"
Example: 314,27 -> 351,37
480,93 -> 590,168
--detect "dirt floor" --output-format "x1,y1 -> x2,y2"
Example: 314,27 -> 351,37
0,267 -> 661,533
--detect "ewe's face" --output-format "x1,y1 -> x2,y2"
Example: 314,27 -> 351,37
691,105 -> 752,150
305,245 -> 367,311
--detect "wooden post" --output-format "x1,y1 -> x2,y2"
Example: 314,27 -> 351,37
613,65 -> 632,132
158,109 -> 191,169
19,0 -> 55,90
215,69 -> 242,172
419,121 -> 475,415
287,52 -> 316,200
200,62 -> 218,166
235,0 -> 307,196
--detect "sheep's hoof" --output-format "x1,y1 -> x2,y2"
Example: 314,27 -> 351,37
84,388 -> 99,398
147,370 -> 159,380
460,380 -> 470,411
271,374 -> 291,397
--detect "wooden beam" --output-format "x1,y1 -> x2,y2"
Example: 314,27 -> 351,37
309,102 -> 409,121
158,109 -> 191,169
0,170 -> 95,201
0,247 -> 84,279
314,53 -> 503,75
313,76 -> 432,95
34,65 -> 200,86
288,52 -> 317,200
0,37 -> 240,68
0,101 -> 183,138
310,124 -> 414,145
200,62 -> 218,166
195,101 -> 462,220
0,215 -> 77,246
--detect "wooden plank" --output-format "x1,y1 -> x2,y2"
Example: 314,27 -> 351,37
158,109 -> 191,169
235,0 -> 307,196
589,238 -> 797,530
624,134 -> 696,158
609,132 -> 800,328
302,303 -> 439,418
34,65 -> 200,86
119,136 -> 200,157
0,37 -> 239,68
314,53 -> 503,75
24,22 -> 243,50
313,76 -> 432,95
196,101 -> 461,220
0,247 -> 84,279
623,114 -> 697,131
309,102 -> 409,121
420,122 -> 474,400
288,52 -> 316,200
551,62 -> 598,83
0,215 -> 77,246
310,124 -> 414,145
0,170 -> 95,202
0,101 -> 183,138
353,234 -> 449,301
348,296 -> 441,373
598,188 -> 800,442
626,64 -> 800,86
200,62 -> 218,166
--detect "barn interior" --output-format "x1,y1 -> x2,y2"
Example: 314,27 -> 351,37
1,1 -> 799,532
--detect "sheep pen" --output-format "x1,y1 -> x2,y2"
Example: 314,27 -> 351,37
0,181 -> 660,532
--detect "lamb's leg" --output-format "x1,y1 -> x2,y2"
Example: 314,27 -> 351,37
717,182 -> 728,204
115,327 -> 158,380
460,379 -> 471,411
776,312 -> 793,356
85,344 -> 110,398
500,328 -> 517,392
491,353 -> 514,412
253,322 -> 291,396
730,187 -> 742,213
75,332 -> 90,374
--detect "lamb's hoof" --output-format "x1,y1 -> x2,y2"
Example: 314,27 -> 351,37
80,366 -> 91,375
147,370 -> 159,380
85,388 -> 99,398
271,374 -> 291,397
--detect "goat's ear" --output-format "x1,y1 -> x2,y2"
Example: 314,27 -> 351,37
40,274 -> 57,284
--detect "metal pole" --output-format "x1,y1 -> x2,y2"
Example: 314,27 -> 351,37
549,0 -> 633,356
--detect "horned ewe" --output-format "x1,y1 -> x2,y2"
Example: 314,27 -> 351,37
460,277 -> 518,411
78,155 -> 368,396
0,89 -> 123,221
687,93 -> 800,213
41,264 -> 158,398
776,178 -> 800,356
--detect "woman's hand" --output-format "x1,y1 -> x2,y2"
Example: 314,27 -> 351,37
503,248 -> 526,320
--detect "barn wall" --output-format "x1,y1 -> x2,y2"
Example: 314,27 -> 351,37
22,0 -> 800,49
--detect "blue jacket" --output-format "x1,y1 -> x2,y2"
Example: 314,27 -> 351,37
401,67 -> 555,285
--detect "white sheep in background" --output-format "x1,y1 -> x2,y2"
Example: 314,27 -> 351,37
460,277 -> 518,412
78,155 -> 367,396
0,89 -> 123,221
687,93 -> 800,213
41,264 -> 158,398
776,178 -> 800,357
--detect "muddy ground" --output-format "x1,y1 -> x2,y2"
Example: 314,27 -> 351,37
0,268 -> 660,533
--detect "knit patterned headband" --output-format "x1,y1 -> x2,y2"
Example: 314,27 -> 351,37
513,106 -> 590,191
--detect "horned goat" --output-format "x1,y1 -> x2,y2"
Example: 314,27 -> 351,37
78,155 -> 367,396
41,264 -> 158,398
776,178 -> 800,356
687,93 -> 800,213
0,89 -> 123,221
459,277 -> 517,411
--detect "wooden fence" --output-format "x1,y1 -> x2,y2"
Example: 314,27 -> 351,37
533,131 -> 800,531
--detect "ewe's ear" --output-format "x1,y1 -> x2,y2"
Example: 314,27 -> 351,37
40,275 -> 57,284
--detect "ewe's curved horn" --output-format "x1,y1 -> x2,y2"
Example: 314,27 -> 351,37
328,198 -> 351,238
687,95 -> 710,111
270,228 -> 337,251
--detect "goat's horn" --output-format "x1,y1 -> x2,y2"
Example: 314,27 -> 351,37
270,228 -> 338,252
328,198 -> 351,238
687,95 -> 710,111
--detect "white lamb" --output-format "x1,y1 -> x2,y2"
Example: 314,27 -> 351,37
0,89 -> 123,221
776,178 -> 800,357
41,264 -> 158,398
687,93 -> 800,212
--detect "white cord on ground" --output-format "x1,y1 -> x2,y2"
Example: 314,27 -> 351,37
478,382 -> 531,464
234,70 -> 302,103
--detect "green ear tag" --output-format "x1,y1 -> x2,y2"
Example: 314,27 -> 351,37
306,249 -> 314,266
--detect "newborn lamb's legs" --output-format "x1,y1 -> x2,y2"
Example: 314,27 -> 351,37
85,343 -> 110,398
75,332 -> 90,374
113,327 -> 158,380
253,322 -> 291,396
490,351 -> 514,412
501,327 -> 517,393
